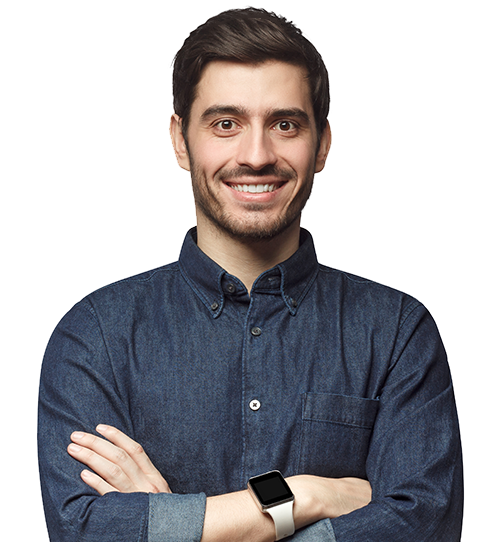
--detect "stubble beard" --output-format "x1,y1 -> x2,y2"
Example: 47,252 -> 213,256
189,159 -> 315,242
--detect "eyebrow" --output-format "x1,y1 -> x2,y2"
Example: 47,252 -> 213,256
200,105 -> 312,124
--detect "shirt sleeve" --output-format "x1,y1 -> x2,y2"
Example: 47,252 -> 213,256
149,493 -> 206,542
329,303 -> 463,541
291,519 -> 337,540
38,299 -> 206,541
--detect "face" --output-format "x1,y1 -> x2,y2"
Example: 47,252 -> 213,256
171,60 -> 330,241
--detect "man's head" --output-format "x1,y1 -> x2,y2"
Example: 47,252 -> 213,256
173,7 -> 330,139
170,8 -> 331,243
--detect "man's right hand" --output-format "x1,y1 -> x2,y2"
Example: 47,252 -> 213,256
67,424 -> 171,495
68,425 -> 371,541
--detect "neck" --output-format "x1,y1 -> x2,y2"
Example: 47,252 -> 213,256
196,215 -> 301,293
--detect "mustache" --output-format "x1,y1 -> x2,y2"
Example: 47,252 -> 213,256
217,165 -> 295,182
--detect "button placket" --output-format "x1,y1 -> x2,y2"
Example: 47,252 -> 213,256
242,294 -> 279,477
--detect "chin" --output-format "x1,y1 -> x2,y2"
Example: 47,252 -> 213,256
208,211 -> 299,242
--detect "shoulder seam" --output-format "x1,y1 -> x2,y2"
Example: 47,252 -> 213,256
399,300 -> 424,330
318,265 -> 373,285
87,263 -> 180,297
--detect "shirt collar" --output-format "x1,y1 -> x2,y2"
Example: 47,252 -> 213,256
178,227 -> 319,318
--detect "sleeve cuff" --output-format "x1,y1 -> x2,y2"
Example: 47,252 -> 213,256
291,519 -> 336,541
148,492 -> 207,542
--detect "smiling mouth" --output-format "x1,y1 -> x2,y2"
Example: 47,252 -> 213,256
228,182 -> 284,193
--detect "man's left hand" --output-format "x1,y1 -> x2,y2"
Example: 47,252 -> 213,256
67,425 -> 171,495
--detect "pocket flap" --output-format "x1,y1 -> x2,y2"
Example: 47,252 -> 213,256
303,392 -> 379,429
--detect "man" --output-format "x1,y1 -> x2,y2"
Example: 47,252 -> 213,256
38,8 -> 463,541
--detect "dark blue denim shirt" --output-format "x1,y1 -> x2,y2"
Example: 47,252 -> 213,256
38,228 -> 463,541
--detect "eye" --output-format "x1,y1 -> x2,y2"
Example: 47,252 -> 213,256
273,120 -> 297,133
215,119 -> 237,131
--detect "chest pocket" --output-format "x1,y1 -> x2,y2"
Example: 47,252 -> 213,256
298,392 -> 379,479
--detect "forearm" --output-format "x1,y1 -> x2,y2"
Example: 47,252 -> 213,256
64,426 -> 370,541
330,488 -> 463,541
202,490 -> 275,542
201,475 -> 369,542
39,487 -> 151,541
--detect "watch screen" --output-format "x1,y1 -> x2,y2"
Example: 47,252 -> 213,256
249,471 -> 293,506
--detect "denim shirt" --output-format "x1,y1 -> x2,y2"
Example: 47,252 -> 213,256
38,228 -> 463,541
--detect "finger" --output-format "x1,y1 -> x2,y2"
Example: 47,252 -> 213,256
69,429 -> 171,493
80,469 -> 117,496
67,442 -> 137,493
95,425 -> 161,476
71,430 -> 143,480
95,426 -> 171,493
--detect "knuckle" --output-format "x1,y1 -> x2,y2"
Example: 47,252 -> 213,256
113,449 -> 129,464
130,442 -> 144,457
86,434 -> 98,446
108,464 -> 123,479
147,476 -> 169,494
78,447 -> 94,461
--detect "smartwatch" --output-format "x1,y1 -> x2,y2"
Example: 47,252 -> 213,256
247,470 -> 295,540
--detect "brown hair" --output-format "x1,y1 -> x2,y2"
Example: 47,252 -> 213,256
173,7 -> 330,137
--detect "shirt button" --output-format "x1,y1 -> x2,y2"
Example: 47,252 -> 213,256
226,283 -> 236,293
251,327 -> 262,337
210,302 -> 219,311
249,399 -> 261,411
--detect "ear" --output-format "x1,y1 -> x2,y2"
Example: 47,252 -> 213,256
314,121 -> 332,173
170,114 -> 191,171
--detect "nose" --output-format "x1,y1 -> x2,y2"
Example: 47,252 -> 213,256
236,127 -> 277,171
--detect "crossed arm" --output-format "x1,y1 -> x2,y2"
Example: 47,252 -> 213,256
41,301 -> 462,540
67,424 -> 371,542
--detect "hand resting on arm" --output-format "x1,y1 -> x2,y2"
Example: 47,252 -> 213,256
68,425 -> 371,541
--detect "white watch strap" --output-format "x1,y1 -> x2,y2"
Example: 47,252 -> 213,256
266,500 -> 295,540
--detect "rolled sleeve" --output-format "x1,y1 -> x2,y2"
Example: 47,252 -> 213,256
292,519 -> 336,541
149,492 -> 207,542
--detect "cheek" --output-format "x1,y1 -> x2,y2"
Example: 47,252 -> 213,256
282,143 -> 317,176
190,140 -> 235,177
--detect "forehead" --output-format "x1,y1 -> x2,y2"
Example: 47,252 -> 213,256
191,60 -> 313,119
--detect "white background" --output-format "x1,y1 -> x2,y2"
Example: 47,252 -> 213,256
1,1 -> 498,539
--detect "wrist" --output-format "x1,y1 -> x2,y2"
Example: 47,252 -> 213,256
286,475 -> 326,529
247,471 -> 295,540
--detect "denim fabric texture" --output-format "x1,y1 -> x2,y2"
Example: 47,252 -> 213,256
38,228 -> 463,541
149,493 -> 206,542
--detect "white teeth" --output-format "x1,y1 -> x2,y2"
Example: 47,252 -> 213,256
231,183 -> 277,193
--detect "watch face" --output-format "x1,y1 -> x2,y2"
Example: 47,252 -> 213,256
248,471 -> 294,507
